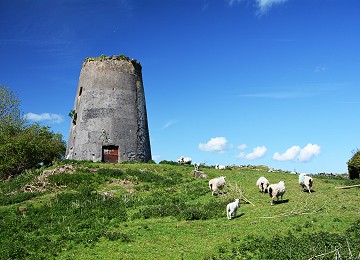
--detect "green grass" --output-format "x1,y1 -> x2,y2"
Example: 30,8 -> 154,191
0,162 -> 359,259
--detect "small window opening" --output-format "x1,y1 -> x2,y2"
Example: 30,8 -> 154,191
79,87 -> 83,96
72,113 -> 77,125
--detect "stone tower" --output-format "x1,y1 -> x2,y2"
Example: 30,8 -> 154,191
65,55 -> 151,163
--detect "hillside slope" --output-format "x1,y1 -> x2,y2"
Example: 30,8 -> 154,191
0,161 -> 359,259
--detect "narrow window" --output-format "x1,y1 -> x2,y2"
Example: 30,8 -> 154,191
79,87 -> 83,96
72,113 -> 77,125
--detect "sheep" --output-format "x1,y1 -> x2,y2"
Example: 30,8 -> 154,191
268,181 -> 286,205
194,162 -> 199,171
299,173 -> 313,193
256,176 -> 269,194
191,170 -> 207,178
215,164 -> 226,170
177,156 -> 192,165
208,176 -> 226,196
226,199 -> 240,220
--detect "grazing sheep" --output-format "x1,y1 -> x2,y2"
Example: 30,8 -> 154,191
226,199 -> 240,220
299,173 -> 313,193
177,156 -> 192,165
191,170 -> 207,178
209,176 -> 226,196
256,176 -> 269,194
215,164 -> 226,170
194,162 -> 199,171
268,181 -> 286,205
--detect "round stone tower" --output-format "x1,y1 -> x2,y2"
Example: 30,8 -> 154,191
65,55 -> 151,163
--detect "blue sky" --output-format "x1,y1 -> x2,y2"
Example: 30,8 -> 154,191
1,0 -> 359,174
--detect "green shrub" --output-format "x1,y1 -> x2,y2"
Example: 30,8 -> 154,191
180,208 -> 205,221
348,149 -> 360,179
0,124 -> 66,179
0,86 -> 65,180
159,160 -> 178,165
146,159 -> 156,164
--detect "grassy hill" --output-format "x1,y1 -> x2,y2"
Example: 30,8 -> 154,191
0,161 -> 359,259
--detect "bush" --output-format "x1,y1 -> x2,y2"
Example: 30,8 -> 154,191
0,85 -> 66,179
348,149 -> 360,179
146,159 -> 156,164
159,160 -> 178,165
0,124 -> 66,179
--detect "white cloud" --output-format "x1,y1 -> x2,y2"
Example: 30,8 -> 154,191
272,145 -> 301,161
226,0 -> 287,14
238,145 -> 267,160
24,112 -> 64,124
315,65 -> 328,73
256,0 -> 287,14
199,137 -> 228,153
163,119 -> 177,129
273,143 -> 321,162
228,0 -> 241,6
298,143 -> 321,162
237,144 -> 247,150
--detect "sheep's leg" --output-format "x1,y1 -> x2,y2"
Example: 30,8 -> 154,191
301,184 -> 307,192
227,210 -> 232,220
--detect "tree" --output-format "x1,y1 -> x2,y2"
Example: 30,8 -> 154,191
348,149 -> 360,179
0,85 -> 66,179
0,85 -> 24,128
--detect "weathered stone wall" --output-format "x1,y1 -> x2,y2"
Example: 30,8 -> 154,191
66,57 -> 151,163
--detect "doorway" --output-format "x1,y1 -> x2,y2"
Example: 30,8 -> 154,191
102,145 -> 119,163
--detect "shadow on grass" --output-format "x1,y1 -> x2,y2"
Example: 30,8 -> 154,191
302,189 -> 316,193
272,199 -> 289,205
228,213 -> 245,220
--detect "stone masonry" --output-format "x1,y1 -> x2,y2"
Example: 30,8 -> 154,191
65,56 -> 151,163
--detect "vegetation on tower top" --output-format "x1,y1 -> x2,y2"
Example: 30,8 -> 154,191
83,54 -> 140,66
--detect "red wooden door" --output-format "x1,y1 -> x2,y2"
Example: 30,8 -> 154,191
102,146 -> 119,163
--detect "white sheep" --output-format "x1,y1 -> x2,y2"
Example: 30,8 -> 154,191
194,162 -> 199,171
226,199 -> 240,220
208,176 -> 226,196
268,181 -> 286,205
299,173 -> 313,193
177,156 -> 192,165
191,170 -> 207,178
256,176 -> 269,194
215,164 -> 226,170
